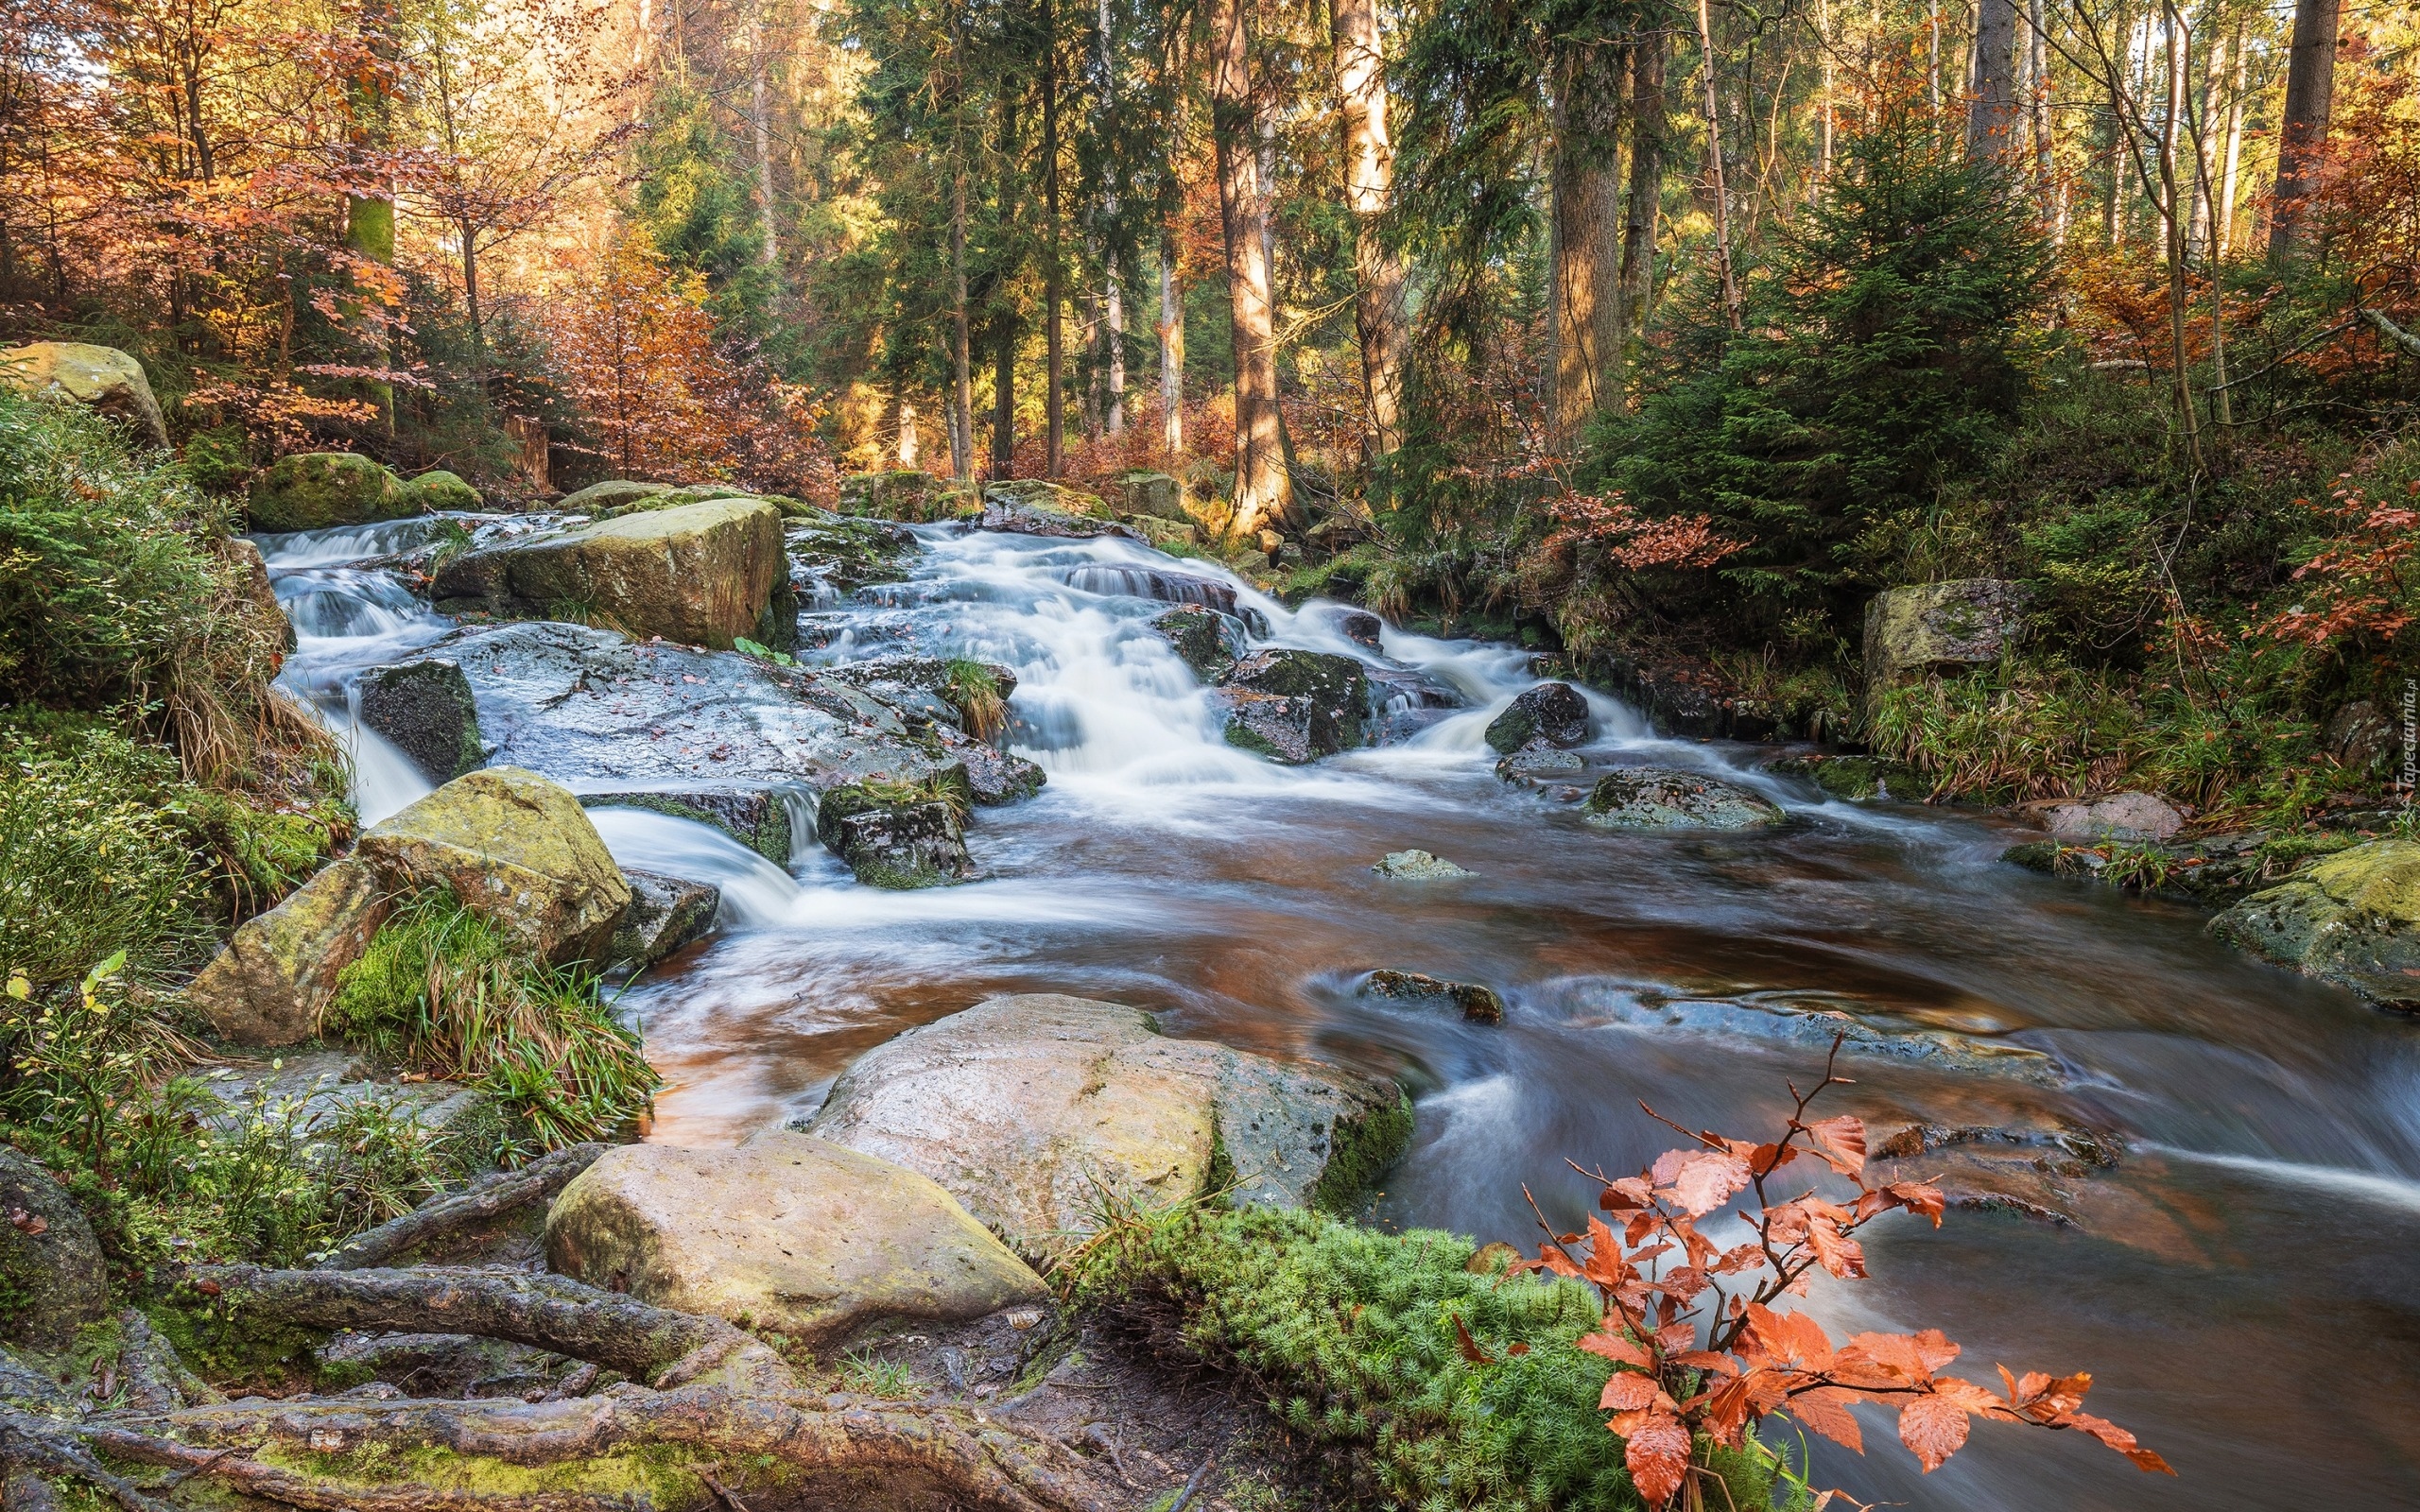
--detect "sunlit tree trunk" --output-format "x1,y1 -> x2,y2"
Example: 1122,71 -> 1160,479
1042,0 -> 1064,476
1159,232 -> 1184,457
1548,41 -> 1626,442
1967,0 -> 2020,165
748,8 -> 782,280
950,155 -> 975,481
2216,21 -> 2247,259
1330,0 -> 1406,457
1208,0 -> 1294,539
2267,0 -> 2337,262
1693,0 -> 1740,329
1105,259 -> 1126,436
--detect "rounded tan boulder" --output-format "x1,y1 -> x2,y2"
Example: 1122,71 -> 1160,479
544,1132 -> 1047,1348
0,341 -> 168,449
357,766 -> 631,965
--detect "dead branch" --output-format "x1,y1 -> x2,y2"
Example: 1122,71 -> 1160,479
320,1145 -> 610,1271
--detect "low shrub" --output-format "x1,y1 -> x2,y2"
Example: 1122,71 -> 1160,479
324,891 -> 660,1152
1062,1201 -> 1783,1512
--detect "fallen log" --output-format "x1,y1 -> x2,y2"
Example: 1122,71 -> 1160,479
319,1144 -> 609,1272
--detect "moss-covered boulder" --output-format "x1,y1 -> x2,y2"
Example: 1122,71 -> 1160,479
818,781 -> 975,888
247,452 -> 422,533
433,496 -> 786,649
0,341 -> 168,449
1862,579 -> 2029,690
556,479 -> 673,514
403,469 -> 481,511
357,659 -> 483,784
2209,840 -> 2420,1007
184,856 -> 394,1046
1216,649 -> 1370,764
809,994 -> 1409,1254
0,1146 -> 110,1350
1583,767 -> 1786,830
1361,969 -> 1505,1023
544,1132 -> 1046,1347
838,470 -> 977,524
1152,603 -> 1247,679
1103,471 -> 1185,521
786,509 -> 921,593
357,766 -> 631,965
1483,681 -> 1590,753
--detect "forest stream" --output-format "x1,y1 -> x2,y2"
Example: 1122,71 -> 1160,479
260,511 -> 2420,1511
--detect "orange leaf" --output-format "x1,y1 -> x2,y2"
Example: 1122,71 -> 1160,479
1899,1394 -> 1971,1471
1450,1314 -> 1493,1365
2058,1410 -> 2176,1474
1802,1114 -> 1868,1175
1621,1410 -> 1693,1507
1600,1371 -> 1665,1413
1576,1331 -> 1655,1369
1785,1385 -> 1865,1452
1664,1149 -> 1754,1216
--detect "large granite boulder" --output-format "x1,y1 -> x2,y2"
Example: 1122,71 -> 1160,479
555,480 -> 673,514
2210,840 -> 2420,1007
808,994 -> 1409,1253
2041,791 -> 2186,843
1215,649 -> 1370,764
977,481 -> 1139,541
0,341 -> 168,449
1583,767 -> 1786,830
404,470 -> 481,511
544,1133 -> 1046,1348
356,767 -> 631,965
248,453 -> 422,533
1863,579 -> 2029,689
184,857 -> 393,1046
433,497 -> 787,650
356,659 -> 484,784
0,1147 -> 111,1350
1484,681 -> 1591,753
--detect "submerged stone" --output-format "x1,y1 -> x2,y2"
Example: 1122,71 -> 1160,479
1583,767 -> 1786,830
1371,849 -> 1472,879
1361,969 -> 1505,1023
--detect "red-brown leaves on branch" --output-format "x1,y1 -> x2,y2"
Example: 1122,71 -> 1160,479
1518,1036 -> 2169,1507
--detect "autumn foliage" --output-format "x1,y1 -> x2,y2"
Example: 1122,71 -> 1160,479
1521,1040 -> 2171,1509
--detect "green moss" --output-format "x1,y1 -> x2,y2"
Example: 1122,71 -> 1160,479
1222,720 -> 1285,760
263,1438 -> 721,1507
1309,1088 -> 1413,1212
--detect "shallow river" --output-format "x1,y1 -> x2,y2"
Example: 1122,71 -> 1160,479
262,515 -> 2420,1510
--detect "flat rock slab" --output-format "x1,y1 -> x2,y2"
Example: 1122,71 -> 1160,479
1583,767 -> 1786,830
434,497 -> 786,649
808,994 -> 1408,1254
2040,791 -> 2186,843
544,1132 -> 1046,1348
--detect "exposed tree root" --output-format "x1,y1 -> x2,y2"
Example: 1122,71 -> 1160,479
52,1264 -> 1137,1512
320,1145 -> 609,1272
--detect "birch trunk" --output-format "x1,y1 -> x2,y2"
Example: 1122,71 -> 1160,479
1694,0 -> 1741,329
1330,0 -> 1407,456
1208,0 -> 1294,539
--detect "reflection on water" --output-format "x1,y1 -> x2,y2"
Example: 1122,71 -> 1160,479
259,513 -> 2420,1510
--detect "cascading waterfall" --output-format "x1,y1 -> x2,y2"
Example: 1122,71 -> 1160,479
253,507 -> 2420,1512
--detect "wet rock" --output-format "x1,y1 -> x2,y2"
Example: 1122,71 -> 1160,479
185,857 -> 394,1046
819,781 -> 975,888
1495,742 -> 1586,780
1215,649 -> 1369,764
1862,579 -> 2028,689
1363,665 -> 1465,745
389,622 -> 970,800
1361,970 -> 1504,1023
357,659 -> 485,783
555,480 -> 674,513
809,994 -> 1408,1253
0,341 -> 168,448
1484,681 -> 1590,753
578,786 -> 799,862
1590,990 -> 2067,1085
1762,753 -> 1921,801
193,1052 -> 499,1150
977,483 -> 1141,541
1370,849 -> 1471,879
2041,791 -> 2186,843
839,470 -> 977,524
786,509 -> 921,593
0,1147 -> 109,1350
821,655 -> 1022,737
358,766 -> 632,965
248,452 -> 421,532
1151,604 -> 1248,679
1583,767 -> 1785,830
2209,839 -> 2420,1007
544,1132 -> 1047,1348
610,870 -> 719,969
404,470 -> 481,512
1054,563 -> 1237,612
434,497 -> 787,649
952,741 -> 1046,805
1325,608 -> 1384,649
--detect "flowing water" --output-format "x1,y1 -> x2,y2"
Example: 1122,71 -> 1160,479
260,517 -> 2420,1510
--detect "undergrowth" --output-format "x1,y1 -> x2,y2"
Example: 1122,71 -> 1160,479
323,890 -> 660,1152
1060,1200 -> 1789,1512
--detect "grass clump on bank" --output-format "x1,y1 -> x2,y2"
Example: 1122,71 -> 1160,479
325,890 -> 660,1152
1063,1202 -> 1787,1512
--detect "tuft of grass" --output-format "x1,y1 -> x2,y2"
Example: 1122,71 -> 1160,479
323,890 -> 660,1153
1063,1201 -> 1780,1512
838,1348 -> 919,1398
940,659 -> 1010,741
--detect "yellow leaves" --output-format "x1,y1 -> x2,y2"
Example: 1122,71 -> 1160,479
4,971 -> 26,1000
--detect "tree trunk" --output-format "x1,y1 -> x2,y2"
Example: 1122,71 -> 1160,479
994,314 -> 1017,477
1816,0 -> 1834,185
2217,21 -> 2247,259
1043,0 -> 1064,477
2027,0 -> 2053,196
1106,258 -> 1127,436
951,152 -> 976,481
1330,0 -> 1407,457
458,219 -> 484,369
2267,0 -> 2337,262
1966,0 -> 2021,165
1548,40 -> 1627,442
1208,0 -> 1294,540
2157,2 -> 2201,467
1159,232 -> 1184,457
1621,28 -> 1666,344
749,9 -> 783,279
1693,0 -> 1741,329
